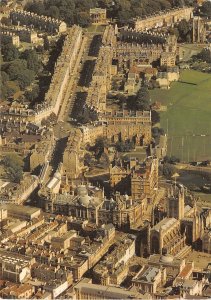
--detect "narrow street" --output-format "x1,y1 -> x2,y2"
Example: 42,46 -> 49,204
43,31 -> 104,183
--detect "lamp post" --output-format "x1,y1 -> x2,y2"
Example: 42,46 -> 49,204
171,172 -> 180,189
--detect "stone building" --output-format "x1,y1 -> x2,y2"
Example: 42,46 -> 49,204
1,31 -> 20,46
30,129 -> 54,171
131,156 -> 159,200
80,124 -> 104,146
51,230 -> 77,250
132,266 -> 166,294
10,10 -> 67,33
133,7 -> 194,31
109,156 -> 158,206
93,235 -> 135,285
44,25 -> 83,116
109,164 -> 131,188
150,217 -> 186,255
115,31 -> 177,70
0,249 -> 35,283
85,26 -> 116,113
115,42 -> 164,68
86,47 -> 113,112
160,52 -> 176,67
90,8 -> 107,24
99,191 -> 147,228
202,230 -> 211,254
149,186 -> 186,255
148,185 -> 206,255
62,129 -> 83,179
124,72 -> 138,93
40,184 -> 104,225
31,263 -> 72,283
148,253 -> 186,282
0,204 -> 41,221
40,183 -> 147,229
0,174 -> 39,204
0,284 -> 35,299
167,185 -> 184,220
102,24 -> 117,47
73,278 -> 149,299
156,67 -> 180,89
1,25 -> 39,44
100,110 -> 152,145
0,25 -> 83,125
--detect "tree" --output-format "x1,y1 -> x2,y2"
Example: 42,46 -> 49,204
177,19 -> 192,42
6,59 -> 27,80
84,153 -> 92,166
1,69 -> 21,99
2,153 -> 23,183
25,86 -> 40,101
163,156 -> 180,164
6,60 -> 35,90
99,152 -> 110,167
17,69 -> 35,90
198,49 -> 211,63
152,127 -> 164,144
25,2 -> 46,15
43,36 -> 50,51
151,110 -> 160,125
95,137 -> 108,151
1,43 -> 19,61
48,5 -> 60,19
159,0 -> 171,10
162,163 -> 176,178
135,86 -> 151,110
22,49 -> 41,73
1,71 -> 9,83
201,1 -> 211,18
5,81 -> 20,97
1,16 -> 11,26
74,11 -> 91,27
116,140 -> 135,152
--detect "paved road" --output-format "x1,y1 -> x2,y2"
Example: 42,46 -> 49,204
176,163 -> 211,174
41,31 -> 104,185
58,35 -> 88,122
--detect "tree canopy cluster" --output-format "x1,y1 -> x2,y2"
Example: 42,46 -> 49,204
170,19 -> 193,42
24,0 -> 194,26
198,48 -> 211,63
116,140 -> 135,152
2,153 -> 24,183
161,162 -> 177,178
25,0 -> 98,27
200,0 -> 211,18
152,127 -> 165,144
77,106 -> 98,124
1,41 -> 42,100
135,86 -> 151,111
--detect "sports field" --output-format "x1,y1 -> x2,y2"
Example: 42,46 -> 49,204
150,70 -> 211,162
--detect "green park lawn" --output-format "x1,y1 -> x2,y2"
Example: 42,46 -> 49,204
150,70 -> 211,162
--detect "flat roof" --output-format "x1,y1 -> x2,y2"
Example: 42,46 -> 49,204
0,204 -> 41,216
134,266 -> 160,283
74,281 -> 145,299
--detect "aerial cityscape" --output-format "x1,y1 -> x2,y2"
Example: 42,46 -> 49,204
0,0 -> 211,298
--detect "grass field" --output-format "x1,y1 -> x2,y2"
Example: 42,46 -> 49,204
150,70 -> 211,162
